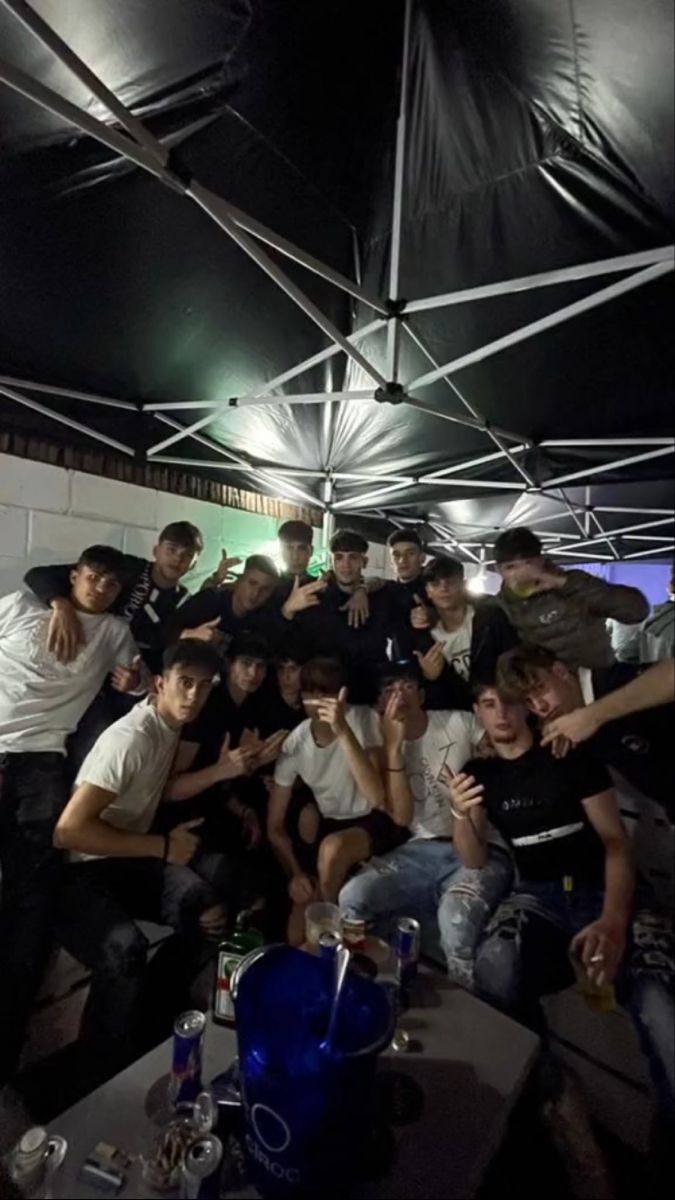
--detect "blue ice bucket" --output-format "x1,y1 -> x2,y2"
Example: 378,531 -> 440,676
233,945 -> 395,1197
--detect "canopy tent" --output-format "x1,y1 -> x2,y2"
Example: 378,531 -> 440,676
0,0 -> 673,564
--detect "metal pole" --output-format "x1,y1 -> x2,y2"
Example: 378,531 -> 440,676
407,262 -> 674,391
146,318 -> 385,453
405,245 -> 674,315
386,0 -> 413,381
0,373 -> 136,410
0,56 -> 167,181
623,545 -> 675,560
0,383 -> 135,455
421,445 -> 528,480
187,181 -> 388,390
322,478 -> 335,558
544,445 -> 674,488
542,438 -> 675,447
223,199 -> 387,315
403,323 -> 535,483
584,486 -> 591,536
0,0 -> 167,162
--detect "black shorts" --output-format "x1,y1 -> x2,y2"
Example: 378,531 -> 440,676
295,806 -> 408,874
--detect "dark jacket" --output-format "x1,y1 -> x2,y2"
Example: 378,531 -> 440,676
497,569 -> 648,669
165,586 -> 279,651
399,598 -> 518,710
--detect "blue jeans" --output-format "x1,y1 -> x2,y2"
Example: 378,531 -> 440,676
338,839 -> 513,988
474,880 -> 675,1118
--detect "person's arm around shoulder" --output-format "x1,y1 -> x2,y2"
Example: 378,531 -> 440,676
573,783 -> 635,987
573,569 -> 649,625
24,562 -> 84,663
55,774 -> 203,865
442,762 -> 489,868
541,659 -> 675,749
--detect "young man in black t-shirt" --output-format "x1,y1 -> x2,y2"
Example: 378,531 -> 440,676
448,685 -> 674,1121
496,643 -> 675,820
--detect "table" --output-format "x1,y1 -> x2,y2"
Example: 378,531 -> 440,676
47,971 -> 538,1199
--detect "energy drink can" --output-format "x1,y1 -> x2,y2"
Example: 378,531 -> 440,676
172,1010 -> 206,1105
318,930 -> 342,960
180,1134 -> 223,1199
394,917 -> 420,1007
341,916 -> 366,951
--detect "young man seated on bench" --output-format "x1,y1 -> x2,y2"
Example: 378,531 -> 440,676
54,640 -> 226,1084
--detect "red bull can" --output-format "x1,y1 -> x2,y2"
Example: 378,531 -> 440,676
394,917 -> 420,1007
180,1134 -> 223,1199
172,1010 -> 206,1105
318,931 -> 342,961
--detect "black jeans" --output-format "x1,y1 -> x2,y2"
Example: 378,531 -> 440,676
58,858 -> 217,1071
0,751 -> 68,1083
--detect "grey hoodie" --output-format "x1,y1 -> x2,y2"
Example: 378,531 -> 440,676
497,568 -> 648,669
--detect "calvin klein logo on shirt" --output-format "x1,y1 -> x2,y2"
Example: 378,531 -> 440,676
539,610 -> 560,625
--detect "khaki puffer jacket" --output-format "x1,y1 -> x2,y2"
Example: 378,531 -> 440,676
497,569 -> 648,669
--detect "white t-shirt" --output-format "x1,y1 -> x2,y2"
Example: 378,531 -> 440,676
0,591 -> 140,753
403,710 -> 484,839
431,609 -> 474,679
72,698 -> 180,862
274,705 -> 382,821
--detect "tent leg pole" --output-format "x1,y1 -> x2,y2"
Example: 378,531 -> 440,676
386,0 -> 413,382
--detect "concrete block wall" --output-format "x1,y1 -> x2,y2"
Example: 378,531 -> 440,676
0,452 -> 334,596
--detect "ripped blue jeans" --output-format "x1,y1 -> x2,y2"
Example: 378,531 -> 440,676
338,838 -> 513,989
474,880 -> 675,1118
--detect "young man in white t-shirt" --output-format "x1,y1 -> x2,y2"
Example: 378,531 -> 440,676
268,656 -> 403,944
339,661 -> 512,987
0,544 -> 144,1086
54,640 -> 228,1076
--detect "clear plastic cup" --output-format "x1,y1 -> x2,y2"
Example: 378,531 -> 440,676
304,902 -> 341,948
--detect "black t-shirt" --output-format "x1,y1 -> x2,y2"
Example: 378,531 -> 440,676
466,744 -> 611,882
588,666 -> 674,819
183,682 -> 263,766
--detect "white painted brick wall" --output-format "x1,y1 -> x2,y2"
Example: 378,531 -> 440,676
0,453 -> 69,512
0,452 -> 333,597
0,505 -> 28,558
70,473 -> 159,529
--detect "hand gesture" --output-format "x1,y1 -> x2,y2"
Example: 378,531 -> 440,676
182,617 -> 224,645
540,707 -> 602,751
111,655 -> 142,693
47,600 -> 85,664
411,595 -> 433,630
316,686 -> 349,735
282,575 -> 326,619
380,690 -> 406,750
571,917 -> 626,987
414,642 -> 446,682
215,548 -> 242,585
217,733 -> 257,780
257,729 -> 289,767
441,770 -> 484,817
289,872 -> 316,905
340,588 -> 370,629
166,818 -> 203,865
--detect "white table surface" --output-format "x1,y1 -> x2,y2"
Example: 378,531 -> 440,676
47,971 -> 538,1199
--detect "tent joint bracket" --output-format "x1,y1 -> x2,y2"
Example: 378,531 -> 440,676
385,297 -> 408,317
374,382 -> 408,405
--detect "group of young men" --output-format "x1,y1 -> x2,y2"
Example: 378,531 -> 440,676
1,515 -> 673,1154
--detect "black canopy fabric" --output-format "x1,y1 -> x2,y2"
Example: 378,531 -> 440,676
0,0 -> 673,562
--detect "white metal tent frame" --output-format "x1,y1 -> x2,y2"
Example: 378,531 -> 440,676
1,0 -> 673,562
